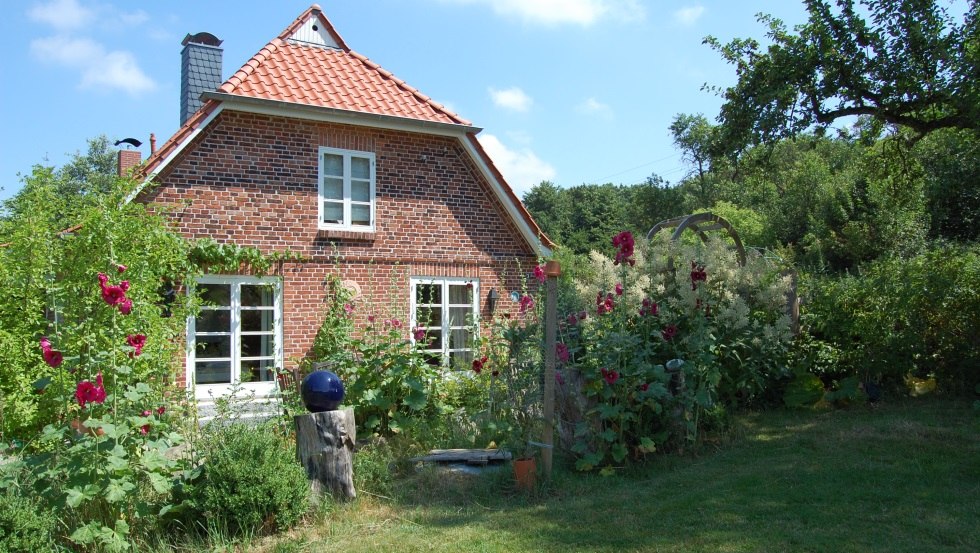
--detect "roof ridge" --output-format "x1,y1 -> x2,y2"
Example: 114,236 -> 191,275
347,50 -> 471,126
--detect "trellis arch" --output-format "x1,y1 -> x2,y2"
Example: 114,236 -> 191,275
646,212 -> 746,267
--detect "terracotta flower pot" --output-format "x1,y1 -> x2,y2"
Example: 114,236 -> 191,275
513,456 -> 536,491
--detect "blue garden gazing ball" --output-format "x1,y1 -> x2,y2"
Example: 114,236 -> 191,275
300,370 -> 345,412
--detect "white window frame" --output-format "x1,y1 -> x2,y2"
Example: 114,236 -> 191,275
318,146 -> 376,231
410,277 -> 480,367
186,275 -> 283,399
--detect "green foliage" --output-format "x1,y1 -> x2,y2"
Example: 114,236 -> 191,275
180,423 -> 311,537
802,243 -> 980,393
188,237 -> 303,275
310,276 -> 445,437
0,488 -> 57,552
705,0 -> 980,155
561,233 -> 793,470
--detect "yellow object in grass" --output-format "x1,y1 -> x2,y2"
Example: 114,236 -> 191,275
906,376 -> 937,397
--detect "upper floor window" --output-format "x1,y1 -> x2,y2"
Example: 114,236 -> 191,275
318,146 -> 376,231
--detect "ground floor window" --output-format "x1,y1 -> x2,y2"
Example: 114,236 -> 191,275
410,277 -> 479,368
187,275 -> 282,398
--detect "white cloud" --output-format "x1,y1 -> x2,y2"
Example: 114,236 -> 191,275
489,86 -> 533,112
31,35 -> 155,94
576,97 -> 614,120
441,0 -> 644,26
28,0 -> 95,31
673,5 -> 706,26
478,133 -> 556,197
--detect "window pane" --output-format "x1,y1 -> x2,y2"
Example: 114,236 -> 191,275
323,153 -> 344,177
448,284 -> 474,304
241,334 -> 275,358
195,310 -> 230,333
449,327 -> 472,350
241,285 -> 274,307
351,204 -> 370,226
449,307 -> 472,326
322,202 -> 343,224
351,156 -> 370,179
198,283 -> 230,306
351,180 -> 370,202
415,307 -> 441,327
241,310 -> 274,332
240,359 -> 276,383
196,361 -> 230,384
322,177 -> 343,200
415,284 -> 441,304
196,335 -> 231,358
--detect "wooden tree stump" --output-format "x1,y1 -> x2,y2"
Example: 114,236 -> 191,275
294,408 -> 356,501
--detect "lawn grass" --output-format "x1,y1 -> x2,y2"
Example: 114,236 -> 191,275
254,399 -> 979,552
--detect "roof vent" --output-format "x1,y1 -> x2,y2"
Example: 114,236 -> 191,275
180,32 -> 224,125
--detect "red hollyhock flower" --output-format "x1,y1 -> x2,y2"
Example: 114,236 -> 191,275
519,294 -> 535,313
98,273 -> 129,307
639,382 -> 650,392
661,324 -> 678,341
117,264 -> 127,273
118,297 -> 133,315
140,424 -> 150,435
566,312 -> 578,326
612,231 -> 635,266
556,342 -> 570,363
615,282 -> 624,296
533,264 -> 546,283
39,337 -> 64,368
126,334 -> 147,357
472,357 -> 484,374
75,373 -> 107,408
600,367 -> 620,385
156,406 -> 166,415
413,327 -> 426,341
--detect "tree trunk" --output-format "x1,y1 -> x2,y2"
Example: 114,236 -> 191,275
294,408 -> 356,500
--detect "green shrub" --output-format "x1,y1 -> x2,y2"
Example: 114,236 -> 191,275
183,424 -> 310,537
0,488 -> 57,552
802,243 -> 979,393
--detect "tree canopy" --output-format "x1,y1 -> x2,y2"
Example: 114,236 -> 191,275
706,0 -> 980,155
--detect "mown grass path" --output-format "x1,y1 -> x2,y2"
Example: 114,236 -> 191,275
260,399 -> 979,552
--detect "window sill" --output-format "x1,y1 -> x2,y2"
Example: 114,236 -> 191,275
317,228 -> 378,242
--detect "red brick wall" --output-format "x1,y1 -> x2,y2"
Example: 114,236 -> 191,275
141,110 -> 539,369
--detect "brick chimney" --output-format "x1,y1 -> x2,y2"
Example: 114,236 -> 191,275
180,32 -> 223,125
118,149 -> 142,177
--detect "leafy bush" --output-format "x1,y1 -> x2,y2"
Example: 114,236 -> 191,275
559,232 -> 794,470
802,242 -> 980,393
0,488 -> 57,552
182,423 -> 310,537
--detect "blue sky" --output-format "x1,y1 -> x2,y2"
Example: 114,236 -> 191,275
0,0 -> 813,202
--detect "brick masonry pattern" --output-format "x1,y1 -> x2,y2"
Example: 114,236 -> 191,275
141,110 -> 540,375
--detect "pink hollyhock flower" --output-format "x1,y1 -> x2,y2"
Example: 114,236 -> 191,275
126,334 -> 147,357
140,424 -> 150,435
556,342 -> 570,364
75,373 -> 107,408
519,294 -> 534,313
367,315 -> 376,323
413,327 -> 426,341
117,264 -> 127,273
142,410 -> 152,417
640,298 -> 659,317
661,324 -> 678,341
391,319 -> 402,328
615,282 -> 624,296
343,303 -> 354,315
98,273 -> 128,306
118,297 -> 133,315
533,264 -> 546,283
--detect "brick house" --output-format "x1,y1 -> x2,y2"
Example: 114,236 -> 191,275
134,4 -> 553,408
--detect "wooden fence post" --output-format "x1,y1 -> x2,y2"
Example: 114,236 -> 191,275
542,260 -> 561,480
294,408 -> 356,500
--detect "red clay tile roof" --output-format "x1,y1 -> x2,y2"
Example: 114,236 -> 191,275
219,39 -> 469,126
